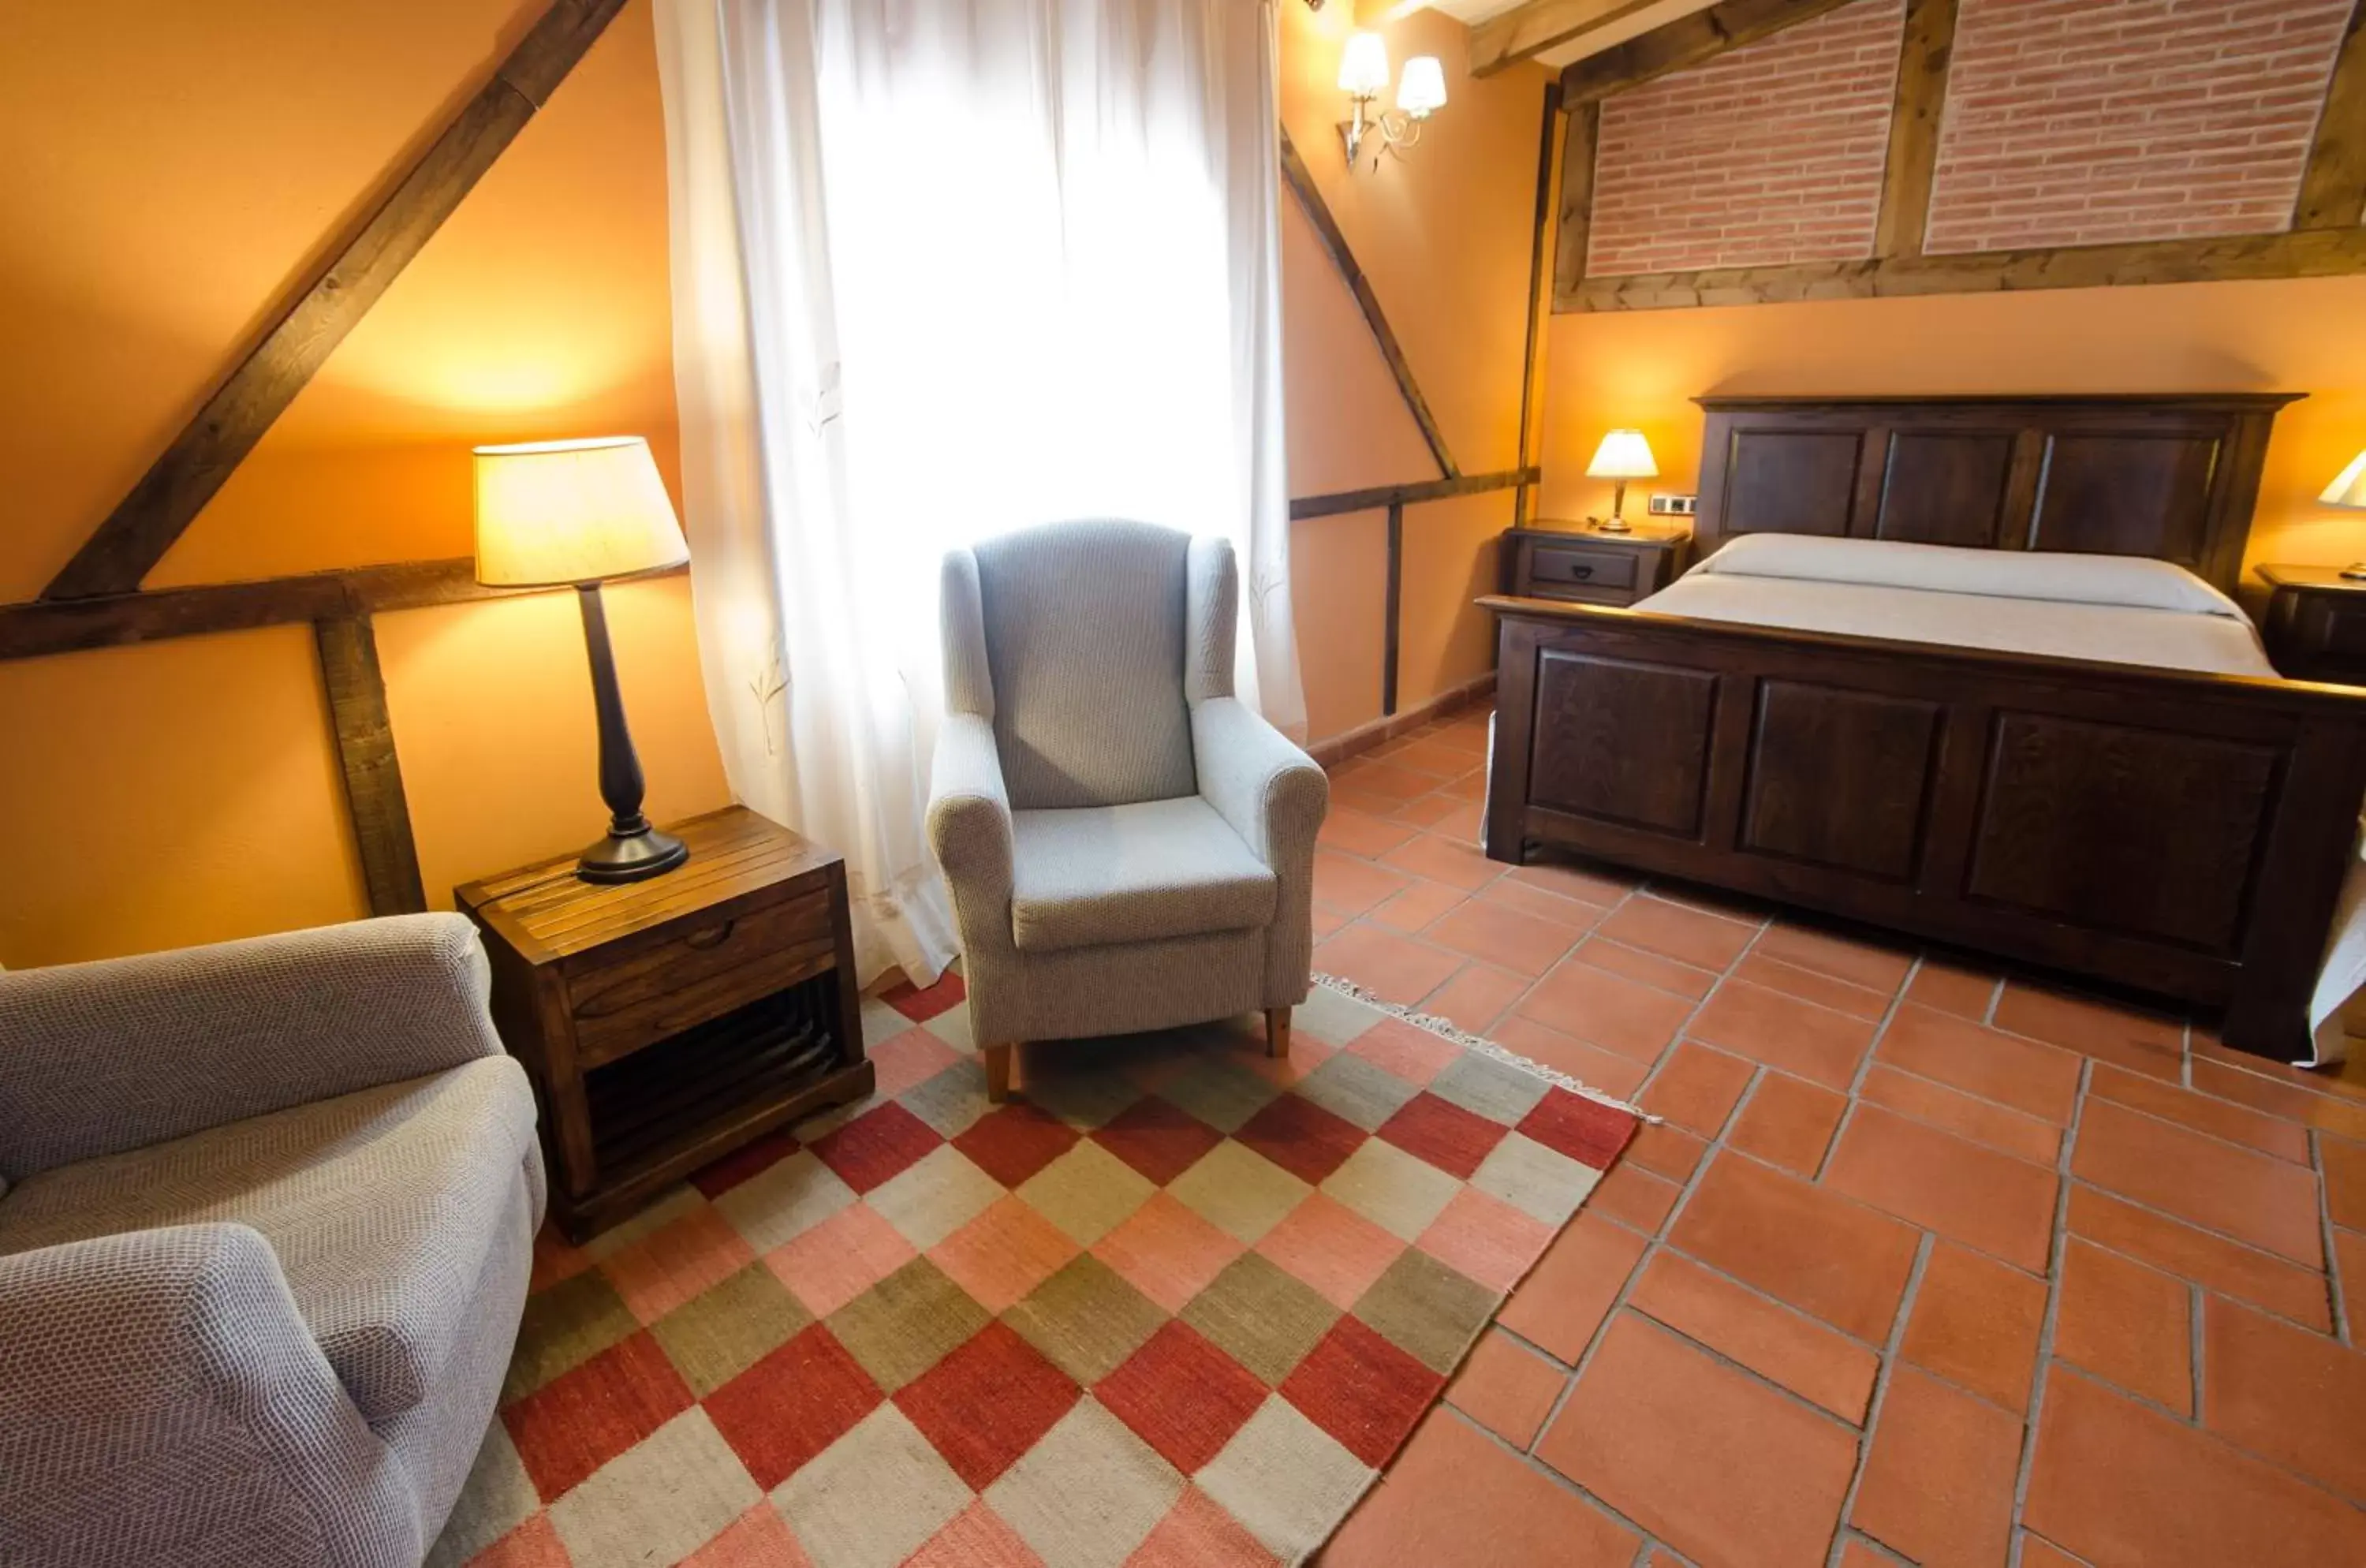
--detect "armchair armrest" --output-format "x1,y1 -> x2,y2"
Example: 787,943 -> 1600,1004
1192,698 -> 1328,872
927,713 -> 1017,952
0,913 -> 503,1181
0,1225 -> 413,1566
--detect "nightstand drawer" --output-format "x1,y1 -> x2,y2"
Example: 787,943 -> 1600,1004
1529,543 -> 1637,595
568,882 -> 838,1069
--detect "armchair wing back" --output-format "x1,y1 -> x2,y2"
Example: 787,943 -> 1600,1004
930,520 -> 1326,1097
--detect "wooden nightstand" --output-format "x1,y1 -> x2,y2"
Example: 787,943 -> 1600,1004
2258,565 -> 2366,685
457,805 -> 876,1241
1501,523 -> 1690,607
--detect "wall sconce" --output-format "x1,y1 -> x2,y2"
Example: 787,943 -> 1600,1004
1338,32 -> 1446,171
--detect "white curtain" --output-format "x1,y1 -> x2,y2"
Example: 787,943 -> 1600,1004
655,0 -> 1302,987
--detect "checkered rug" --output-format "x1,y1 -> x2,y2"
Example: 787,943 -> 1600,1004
430,976 -> 1637,1568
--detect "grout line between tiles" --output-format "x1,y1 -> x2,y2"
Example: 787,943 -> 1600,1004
1436,1402 -> 1690,1565
2314,1128 -> 2353,1343
1824,1230 -> 1935,1568
2189,1279 -> 2207,1427
2012,1055 -> 2089,1529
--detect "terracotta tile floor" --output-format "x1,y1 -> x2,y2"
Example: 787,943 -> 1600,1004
1312,705 -> 2366,1568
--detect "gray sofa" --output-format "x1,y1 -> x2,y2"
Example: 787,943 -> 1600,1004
0,914 -> 543,1568
927,520 -> 1327,1099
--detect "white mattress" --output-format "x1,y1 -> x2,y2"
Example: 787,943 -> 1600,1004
1626,535 -> 2349,1064
1634,535 -> 2278,679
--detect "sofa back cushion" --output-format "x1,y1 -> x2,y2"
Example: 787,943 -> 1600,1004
972,521 -> 1196,810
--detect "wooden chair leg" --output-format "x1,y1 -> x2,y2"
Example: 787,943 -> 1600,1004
1265,1007 -> 1292,1059
983,1042 -> 1014,1103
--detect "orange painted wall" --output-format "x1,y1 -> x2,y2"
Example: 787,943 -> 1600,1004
1278,8 -> 1551,741
0,0 -> 728,967
0,1 -> 1543,967
1538,277 -> 2366,594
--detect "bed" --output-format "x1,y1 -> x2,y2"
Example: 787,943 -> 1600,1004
1481,393 -> 2366,1065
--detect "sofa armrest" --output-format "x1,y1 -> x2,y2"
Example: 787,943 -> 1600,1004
927,714 -> 1017,952
1192,698 -> 1328,873
0,1224 -> 415,1566
0,913 -> 503,1181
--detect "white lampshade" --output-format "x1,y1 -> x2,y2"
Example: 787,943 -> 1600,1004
2326,449 -> 2366,510
473,436 -> 689,588
1397,56 -> 1446,117
1338,31 -> 1390,98
1586,429 -> 1659,481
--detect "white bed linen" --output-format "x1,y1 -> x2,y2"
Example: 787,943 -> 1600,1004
1628,536 -> 2353,1064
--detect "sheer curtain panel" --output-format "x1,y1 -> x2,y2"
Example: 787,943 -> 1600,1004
655,0 -> 1301,985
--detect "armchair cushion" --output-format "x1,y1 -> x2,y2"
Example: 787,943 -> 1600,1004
1011,797 -> 1278,954
0,1055 -> 537,1424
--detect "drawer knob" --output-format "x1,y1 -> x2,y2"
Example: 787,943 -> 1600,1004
1569,565 -> 1592,579
684,919 -> 737,950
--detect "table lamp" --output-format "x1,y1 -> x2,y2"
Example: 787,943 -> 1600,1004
474,436 -> 692,883
1587,429 -> 1658,534
2327,448 -> 2366,580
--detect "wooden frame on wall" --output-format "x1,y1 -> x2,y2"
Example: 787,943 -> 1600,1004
1546,0 -> 2366,313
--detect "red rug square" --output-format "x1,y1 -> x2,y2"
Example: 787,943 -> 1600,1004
690,1125 -> 802,1199
503,1331 -> 694,1501
1518,1086 -> 1634,1170
808,1101 -> 943,1193
951,1100 -> 1082,1189
1375,1092 -> 1510,1180
703,1323 -> 884,1488
1096,1320 -> 1271,1476
1235,1093 -> 1368,1185
883,970 -> 966,1021
1278,1316 -> 1444,1468
1092,1097 -> 1225,1185
894,1320 -> 1082,1489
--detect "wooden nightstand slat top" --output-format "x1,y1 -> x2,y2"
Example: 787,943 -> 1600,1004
456,806 -> 840,964
2257,563 -> 2366,593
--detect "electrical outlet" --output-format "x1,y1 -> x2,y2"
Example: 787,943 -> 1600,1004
1648,492 -> 1698,517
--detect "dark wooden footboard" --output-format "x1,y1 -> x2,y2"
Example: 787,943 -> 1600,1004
1481,595 -> 2366,1062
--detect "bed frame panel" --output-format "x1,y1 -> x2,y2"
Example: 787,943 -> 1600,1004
1488,392 -> 2365,1061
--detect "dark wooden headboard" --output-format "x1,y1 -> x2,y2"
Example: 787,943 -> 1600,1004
1692,393 -> 2303,594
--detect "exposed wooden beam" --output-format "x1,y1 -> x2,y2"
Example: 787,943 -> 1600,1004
2294,0 -> 2366,232
1551,100 -> 1601,310
1872,0 -> 1958,259
1382,502 -> 1405,715
1278,126 -> 1460,479
1516,82 -> 1564,525
1289,467 -> 1539,521
40,0 -> 631,603
0,558 -> 686,663
1562,226 -> 2366,312
1558,0 -> 1859,105
1470,0 -> 1666,78
315,614 -> 429,916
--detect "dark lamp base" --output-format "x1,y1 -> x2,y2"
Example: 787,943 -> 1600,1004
577,825 -> 689,884
2342,562 -> 2366,581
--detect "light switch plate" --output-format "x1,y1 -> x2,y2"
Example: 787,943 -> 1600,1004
1648,492 -> 1698,517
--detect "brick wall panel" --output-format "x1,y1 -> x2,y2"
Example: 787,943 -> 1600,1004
1923,0 -> 2354,253
1585,0 -> 1905,278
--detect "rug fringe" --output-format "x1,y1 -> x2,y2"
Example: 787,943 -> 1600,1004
1309,973 -> 1655,1122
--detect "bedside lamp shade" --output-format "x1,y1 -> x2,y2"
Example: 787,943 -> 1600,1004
473,437 -> 688,588
1586,430 -> 1659,481
2325,449 -> 2366,510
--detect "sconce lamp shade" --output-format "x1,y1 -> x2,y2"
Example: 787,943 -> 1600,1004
1339,31 -> 1390,97
2325,450 -> 2366,510
473,436 -> 689,588
1586,429 -> 1659,481
1397,55 -> 1446,116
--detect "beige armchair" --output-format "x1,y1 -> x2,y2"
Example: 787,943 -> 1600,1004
927,521 -> 1327,1099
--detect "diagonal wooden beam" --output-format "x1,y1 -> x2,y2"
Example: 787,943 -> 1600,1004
1515,82 -> 1564,525
2294,0 -> 2366,232
1551,100 -> 1601,310
1278,126 -> 1459,479
41,0 -> 631,603
315,614 -> 429,916
1469,0 -> 1669,78
1559,0 -> 1860,105
1872,0 -> 1958,259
